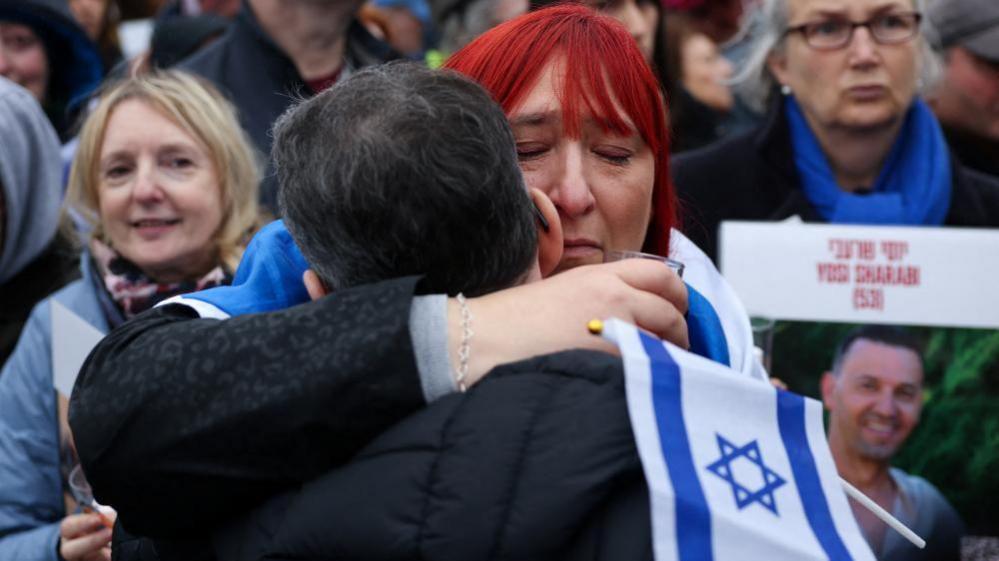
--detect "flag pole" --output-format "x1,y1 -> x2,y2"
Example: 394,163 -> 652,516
839,477 -> 925,549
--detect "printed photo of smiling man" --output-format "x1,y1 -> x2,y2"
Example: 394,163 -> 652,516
820,325 -> 964,561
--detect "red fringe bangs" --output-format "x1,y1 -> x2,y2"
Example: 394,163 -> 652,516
445,3 -> 677,256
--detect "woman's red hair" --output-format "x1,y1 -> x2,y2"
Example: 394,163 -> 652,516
444,3 -> 676,256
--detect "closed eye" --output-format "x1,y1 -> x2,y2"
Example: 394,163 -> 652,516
594,147 -> 633,166
516,143 -> 549,161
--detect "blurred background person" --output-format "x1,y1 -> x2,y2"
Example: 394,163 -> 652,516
673,0 -> 999,263
661,11 -> 735,152
148,13 -> 228,69
68,0 -> 123,73
666,0 -> 763,137
668,0 -> 745,45
925,0 -> 999,178
533,0 -> 662,72
177,0 -> 396,211
821,326 -> 964,561
429,0 -> 527,60
576,0 -> 661,64
157,0 -> 241,18
0,0 -> 104,140
359,0 -> 432,59
0,70 -> 259,561
117,0 -> 163,19
431,0 -> 661,75
147,0 -> 238,68
0,77 -> 79,365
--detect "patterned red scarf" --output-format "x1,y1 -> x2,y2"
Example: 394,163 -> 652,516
90,238 -> 230,319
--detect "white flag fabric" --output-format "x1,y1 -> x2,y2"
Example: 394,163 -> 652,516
51,300 -> 106,397
601,318 -> 875,561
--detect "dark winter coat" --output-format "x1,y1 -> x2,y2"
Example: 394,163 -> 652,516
73,282 -> 659,561
213,350 -> 652,561
670,86 -> 729,155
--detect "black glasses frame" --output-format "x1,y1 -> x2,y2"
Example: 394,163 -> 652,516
785,12 -> 922,50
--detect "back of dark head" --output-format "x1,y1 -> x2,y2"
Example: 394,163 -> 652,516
275,61 -> 536,297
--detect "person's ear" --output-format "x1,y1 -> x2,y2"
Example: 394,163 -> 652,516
530,188 -> 562,277
819,371 -> 837,412
767,51 -> 790,92
303,270 -> 330,301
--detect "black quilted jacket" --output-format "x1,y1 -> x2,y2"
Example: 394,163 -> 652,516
214,350 -> 652,561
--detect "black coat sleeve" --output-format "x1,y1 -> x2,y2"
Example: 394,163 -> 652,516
68,276 -> 426,539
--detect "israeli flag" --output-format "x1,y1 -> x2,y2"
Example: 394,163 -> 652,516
601,318 -> 875,561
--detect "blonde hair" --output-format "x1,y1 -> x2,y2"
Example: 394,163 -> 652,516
67,70 -> 261,273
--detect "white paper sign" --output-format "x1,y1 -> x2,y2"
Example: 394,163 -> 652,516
51,301 -> 106,397
719,221 -> 999,329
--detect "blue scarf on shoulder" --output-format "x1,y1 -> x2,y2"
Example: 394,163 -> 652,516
685,284 -> 730,368
185,221 -> 735,369
785,96 -> 951,225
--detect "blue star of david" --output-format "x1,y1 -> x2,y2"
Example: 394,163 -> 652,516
705,433 -> 787,516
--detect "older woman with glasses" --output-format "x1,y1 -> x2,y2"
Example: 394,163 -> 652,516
672,0 -> 999,263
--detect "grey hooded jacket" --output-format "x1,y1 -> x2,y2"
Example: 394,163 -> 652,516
0,77 -> 78,364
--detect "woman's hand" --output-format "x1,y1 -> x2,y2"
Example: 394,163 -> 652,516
452,258 -> 689,387
59,511 -> 116,561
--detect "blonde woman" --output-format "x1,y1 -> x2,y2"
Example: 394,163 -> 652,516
0,70 -> 259,561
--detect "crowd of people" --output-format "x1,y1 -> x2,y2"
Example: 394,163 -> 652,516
0,0 -> 996,559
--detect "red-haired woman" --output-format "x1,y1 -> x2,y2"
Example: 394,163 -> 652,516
445,4 -> 759,373
447,3 -> 674,260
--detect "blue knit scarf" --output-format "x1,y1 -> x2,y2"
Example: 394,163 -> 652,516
785,96 -> 951,225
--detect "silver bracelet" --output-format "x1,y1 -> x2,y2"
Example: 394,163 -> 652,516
455,293 -> 473,392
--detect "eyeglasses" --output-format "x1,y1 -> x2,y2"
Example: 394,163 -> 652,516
785,12 -> 922,50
